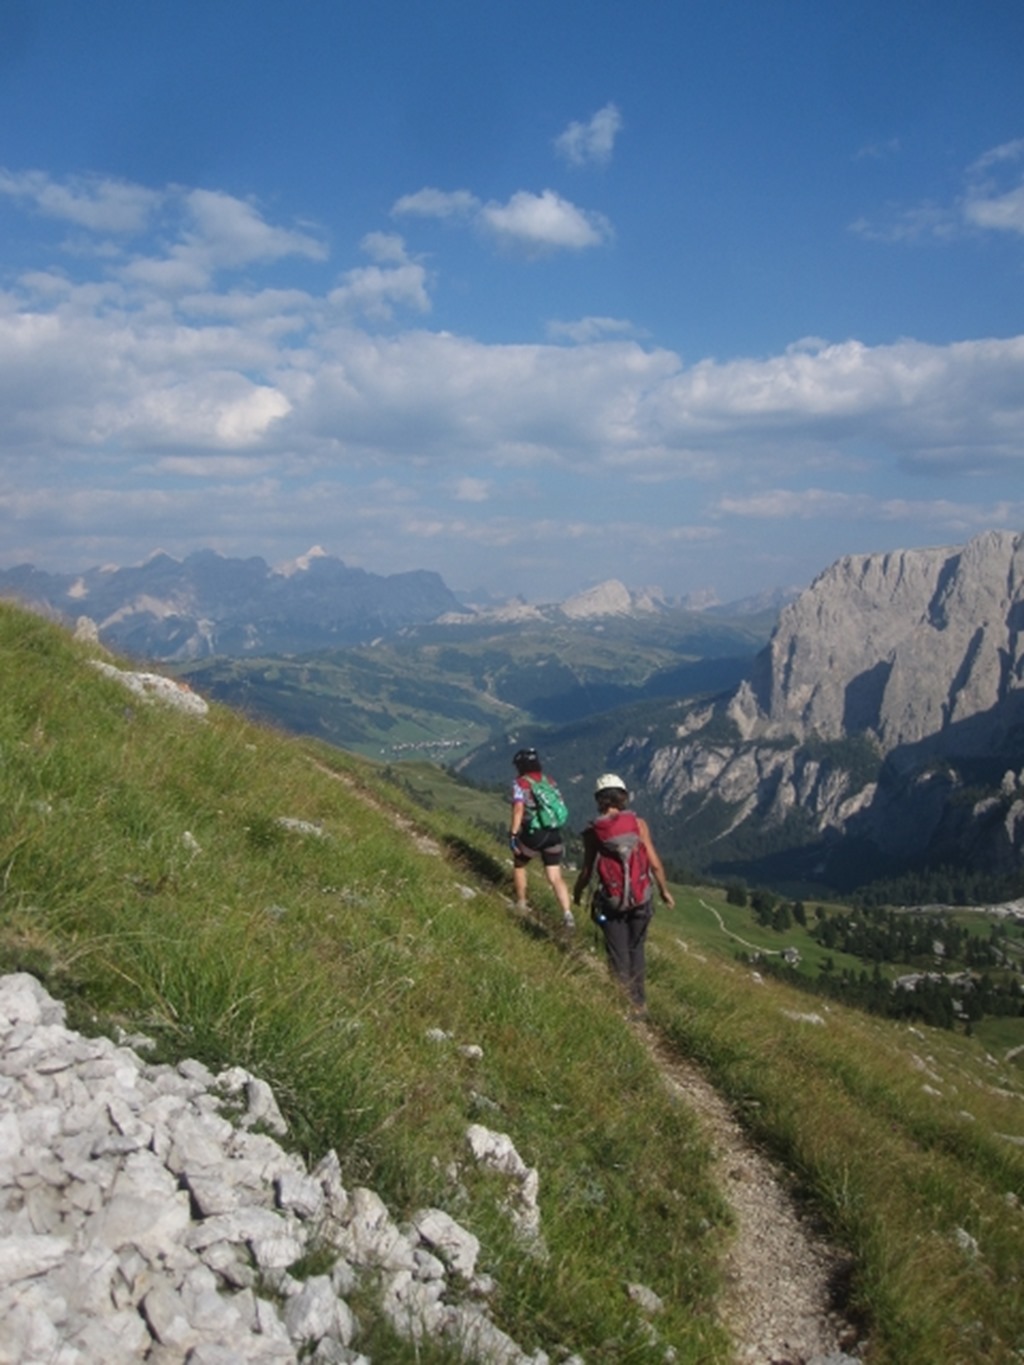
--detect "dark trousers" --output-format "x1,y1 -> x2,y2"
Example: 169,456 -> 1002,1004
600,903 -> 653,1006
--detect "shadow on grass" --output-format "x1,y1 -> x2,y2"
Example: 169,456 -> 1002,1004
441,834 -> 506,886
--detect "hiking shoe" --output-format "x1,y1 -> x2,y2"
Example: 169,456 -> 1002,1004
562,910 -> 576,929
514,900 -> 529,912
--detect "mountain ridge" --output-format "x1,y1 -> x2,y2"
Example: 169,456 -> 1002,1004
614,530 -> 1024,891
0,549 -> 462,658
0,551 -> 794,658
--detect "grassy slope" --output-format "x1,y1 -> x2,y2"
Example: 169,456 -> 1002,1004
0,604 -> 726,1363
3,602 -> 1024,1362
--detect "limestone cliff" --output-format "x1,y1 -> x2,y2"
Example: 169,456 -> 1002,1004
616,531 -> 1024,889
748,530 -> 1024,750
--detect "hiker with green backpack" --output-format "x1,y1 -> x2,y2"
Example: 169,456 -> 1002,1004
508,747 -> 575,928
573,773 -> 674,1015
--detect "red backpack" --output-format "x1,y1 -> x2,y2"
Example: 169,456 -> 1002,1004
592,810 -> 652,912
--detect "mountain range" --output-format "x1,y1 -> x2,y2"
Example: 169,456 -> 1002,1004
460,529 -> 1024,897
0,547 -> 790,660
0,547 -> 462,657
9,532 -> 1024,898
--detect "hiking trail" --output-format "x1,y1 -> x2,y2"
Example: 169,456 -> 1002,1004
315,762 -> 864,1363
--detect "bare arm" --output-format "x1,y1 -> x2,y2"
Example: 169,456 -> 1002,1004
637,817 -> 674,907
572,828 -> 597,905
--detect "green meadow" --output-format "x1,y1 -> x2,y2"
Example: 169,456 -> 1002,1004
2,601 -> 1023,1363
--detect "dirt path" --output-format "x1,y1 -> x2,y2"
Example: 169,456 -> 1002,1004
312,762 -> 863,1362
642,1027 -> 861,1363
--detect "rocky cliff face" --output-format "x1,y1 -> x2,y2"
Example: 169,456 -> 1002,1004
746,530 -> 1024,750
617,531 -> 1024,889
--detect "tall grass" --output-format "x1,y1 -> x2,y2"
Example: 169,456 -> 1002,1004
0,604 -> 728,1363
647,934 -> 1024,1363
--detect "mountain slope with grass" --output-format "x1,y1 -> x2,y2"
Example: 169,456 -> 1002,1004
3,601 -> 1024,1363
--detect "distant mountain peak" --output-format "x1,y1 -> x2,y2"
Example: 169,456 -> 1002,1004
560,579 -> 665,620
277,545 -> 329,576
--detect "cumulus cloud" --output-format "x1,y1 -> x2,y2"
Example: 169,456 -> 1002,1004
325,233 -> 431,320
651,335 -> 1024,471
2,167 -> 1024,597
479,189 -> 612,252
964,139 -> 1024,236
393,184 -> 611,253
119,187 -> 327,292
554,104 -> 623,166
328,262 -> 431,320
392,187 -> 480,219
183,189 -> 326,266
0,168 -> 161,232
360,231 -> 412,264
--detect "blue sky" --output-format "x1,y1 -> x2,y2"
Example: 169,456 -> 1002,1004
1,0 -> 1023,605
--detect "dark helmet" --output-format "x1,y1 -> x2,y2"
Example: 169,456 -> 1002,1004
513,747 -> 540,773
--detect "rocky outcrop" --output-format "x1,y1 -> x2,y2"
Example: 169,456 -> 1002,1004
559,580 -> 666,620
619,532 -> 1024,886
0,973 -> 571,1364
747,530 -> 1024,750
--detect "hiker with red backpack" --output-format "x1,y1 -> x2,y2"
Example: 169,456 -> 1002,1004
572,773 -> 674,1014
509,747 -> 575,929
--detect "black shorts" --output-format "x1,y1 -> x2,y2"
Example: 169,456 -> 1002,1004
514,826 -> 564,867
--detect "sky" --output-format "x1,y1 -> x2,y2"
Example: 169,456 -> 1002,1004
1,0 -> 1023,605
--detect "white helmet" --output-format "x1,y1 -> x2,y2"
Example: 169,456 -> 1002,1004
594,773 -> 627,795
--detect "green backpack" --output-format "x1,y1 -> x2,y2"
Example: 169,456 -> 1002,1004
522,774 -> 569,831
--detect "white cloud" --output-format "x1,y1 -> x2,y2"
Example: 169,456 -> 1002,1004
392,187 -> 480,219
3,168 -> 1024,599
452,477 -> 490,502
479,189 -> 612,252
100,375 -> 291,449
392,184 -> 611,254
970,139 -> 1024,172
650,335 -> 1024,471
716,489 -> 871,519
717,488 -> 1024,538
547,316 -> 637,343
876,497 -> 1024,531
848,204 -> 958,243
118,188 -> 327,293
852,138 -> 1024,242
325,233 -> 431,320
0,169 -> 160,232
963,141 -> 1024,236
554,104 -> 623,166
361,231 -> 411,264
184,189 -> 326,267
328,262 -> 431,320
965,185 -> 1024,234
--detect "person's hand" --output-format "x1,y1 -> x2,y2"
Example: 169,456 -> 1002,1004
509,834 -> 519,852
661,890 -> 675,908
